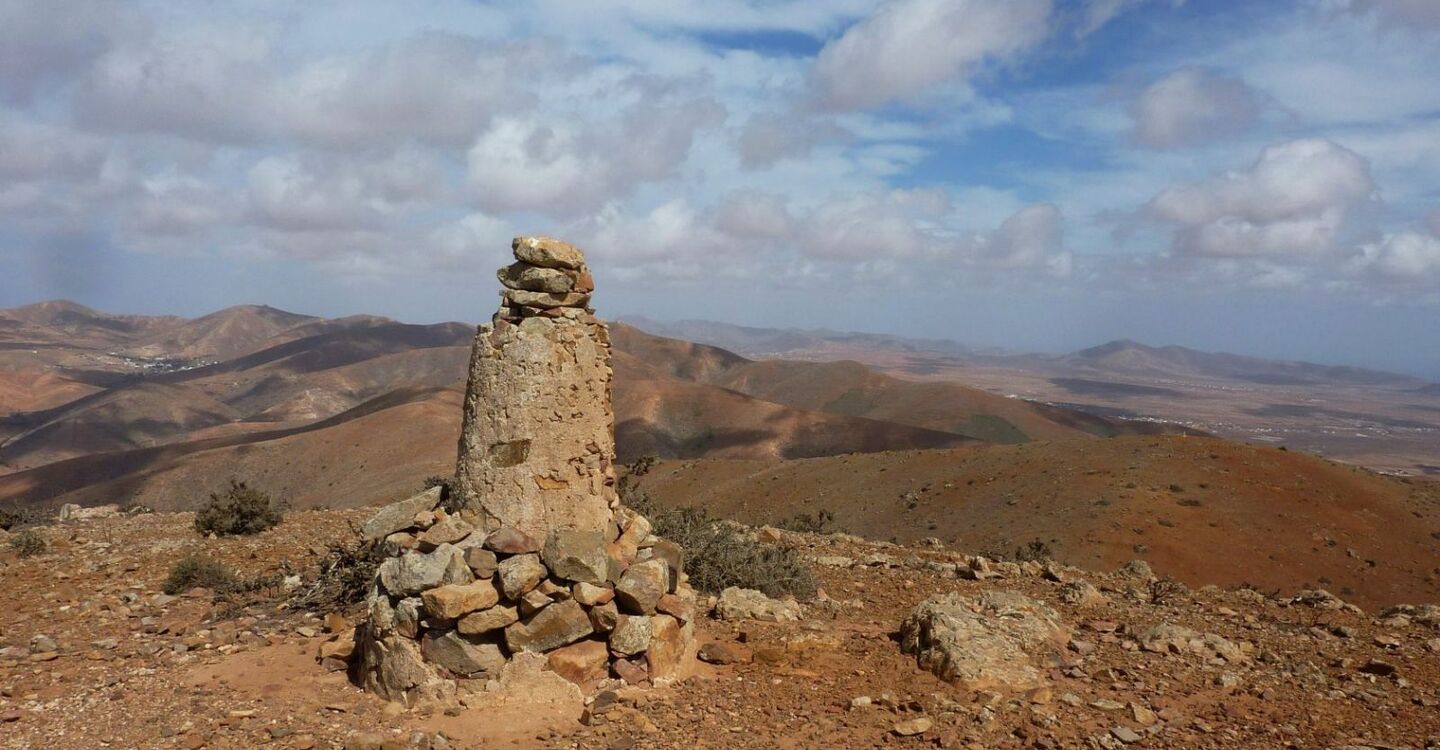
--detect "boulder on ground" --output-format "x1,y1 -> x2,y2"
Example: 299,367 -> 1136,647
1136,623 -> 1248,663
715,587 -> 802,622
899,591 -> 1069,692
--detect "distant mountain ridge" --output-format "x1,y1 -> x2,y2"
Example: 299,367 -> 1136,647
0,301 -> 1182,511
1056,339 -> 1425,388
620,316 -> 1434,389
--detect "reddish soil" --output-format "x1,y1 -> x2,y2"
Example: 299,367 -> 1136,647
629,435 -> 1440,610
2,511 -> 1438,748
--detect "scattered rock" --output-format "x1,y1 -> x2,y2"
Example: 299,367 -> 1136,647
899,591 -> 1069,692
1058,580 -> 1107,607
698,642 -> 753,665
892,718 -> 933,736
715,587 -> 802,622
1137,623 -> 1248,663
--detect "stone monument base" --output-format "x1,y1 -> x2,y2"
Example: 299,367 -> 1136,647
355,492 -> 696,704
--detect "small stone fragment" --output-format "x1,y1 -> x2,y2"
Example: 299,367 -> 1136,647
698,641 -> 752,665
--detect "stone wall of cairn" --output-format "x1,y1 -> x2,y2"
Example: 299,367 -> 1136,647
355,237 -> 696,706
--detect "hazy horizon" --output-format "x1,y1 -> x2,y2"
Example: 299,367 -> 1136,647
3,1 -> 1439,376
7,294 -> 1439,382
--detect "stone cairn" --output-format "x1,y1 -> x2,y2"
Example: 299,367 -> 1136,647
355,236 -> 696,705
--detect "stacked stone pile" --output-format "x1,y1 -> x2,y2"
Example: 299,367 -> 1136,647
355,236 -> 696,706
357,489 -> 695,703
494,236 -> 596,324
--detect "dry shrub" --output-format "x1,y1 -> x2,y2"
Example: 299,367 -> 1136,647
1150,576 -> 1188,605
627,491 -> 818,600
981,538 -> 1054,563
164,554 -> 239,595
776,509 -> 836,534
10,529 -> 45,558
194,480 -> 284,537
0,505 -> 48,531
287,538 -> 385,613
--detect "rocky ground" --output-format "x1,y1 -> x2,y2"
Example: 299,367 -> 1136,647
2,509 -> 1439,749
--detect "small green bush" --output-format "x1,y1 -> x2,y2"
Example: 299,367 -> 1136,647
194,480 -> 284,537
10,529 -> 45,558
164,554 -> 238,594
627,491 -> 818,600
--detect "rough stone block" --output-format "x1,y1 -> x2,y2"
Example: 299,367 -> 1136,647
505,600 -> 593,654
362,487 -> 442,541
609,615 -> 653,656
421,580 -> 501,621
379,544 -> 472,597
421,630 -> 506,677
546,639 -> 609,685
543,528 -> 610,584
497,553 -> 548,600
457,604 -> 519,635
614,559 -> 669,615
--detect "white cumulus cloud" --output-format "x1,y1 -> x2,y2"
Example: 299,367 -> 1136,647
1131,68 -> 1262,148
811,0 -> 1053,111
1356,231 -> 1440,285
1148,138 -> 1375,258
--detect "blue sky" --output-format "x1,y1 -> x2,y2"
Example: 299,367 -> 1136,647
2,0 -> 1439,376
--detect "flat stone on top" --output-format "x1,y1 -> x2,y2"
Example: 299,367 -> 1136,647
513,236 -> 586,270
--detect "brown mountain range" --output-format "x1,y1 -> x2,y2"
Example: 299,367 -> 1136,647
2,301 -> 1436,606
0,301 -> 1172,510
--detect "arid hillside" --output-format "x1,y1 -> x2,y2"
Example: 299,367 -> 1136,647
626,434 -> 1440,609
0,302 -> 1167,511
624,319 -> 1440,476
